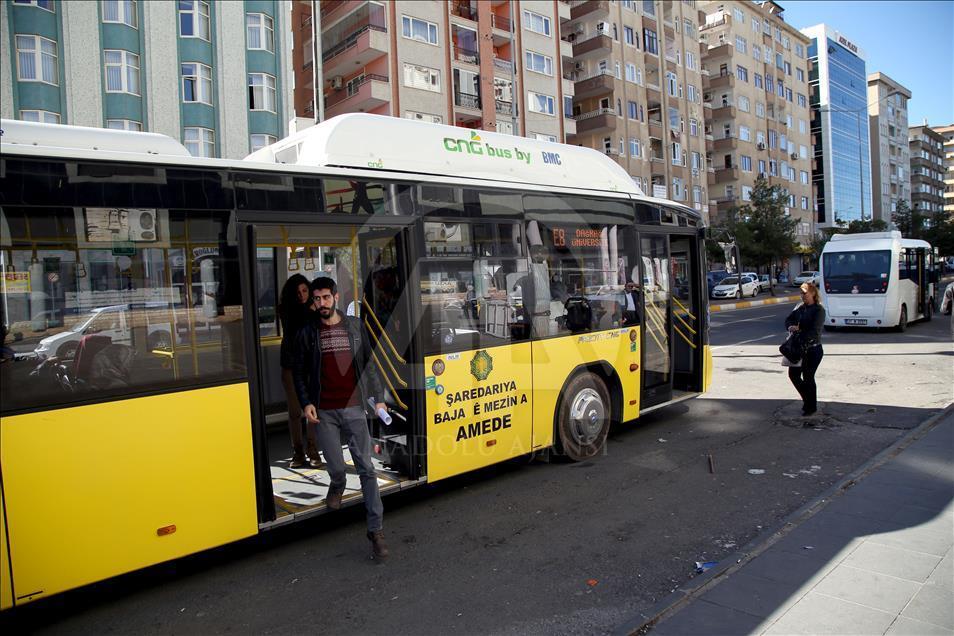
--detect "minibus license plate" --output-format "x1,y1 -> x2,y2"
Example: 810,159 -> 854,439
845,318 -> 867,325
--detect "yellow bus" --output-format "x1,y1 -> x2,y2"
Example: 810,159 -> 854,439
0,115 -> 711,608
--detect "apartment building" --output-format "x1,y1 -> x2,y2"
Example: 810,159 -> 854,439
0,0 -> 295,159
908,124 -> 946,216
801,24 -> 872,229
866,73 -> 911,223
933,123 -> 954,216
293,0 -> 575,143
698,1 -> 813,244
561,0 -> 709,221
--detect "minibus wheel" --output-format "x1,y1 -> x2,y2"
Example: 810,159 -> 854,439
556,372 -> 611,461
897,306 -> 908,332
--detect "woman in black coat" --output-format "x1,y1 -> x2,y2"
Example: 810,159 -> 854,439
279,274 -> 320,467
785,282 -> 826,416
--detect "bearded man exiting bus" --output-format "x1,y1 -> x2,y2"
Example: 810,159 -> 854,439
292,276 -> 390,560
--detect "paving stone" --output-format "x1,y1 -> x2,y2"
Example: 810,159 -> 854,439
885,616 -> 953,635
696,572 -> 800,618
925,549 -> 952,590
842,541 -> 943,583
900,583 -> 954,630
772,528 -> 862,562
762,591 -> 896,635
834,492 -> 904,521
796,509 -> 903,540
867,525 -> 953,558
743,548 -> 839,588
888,503 -> 954,537
812,564 -> 921,615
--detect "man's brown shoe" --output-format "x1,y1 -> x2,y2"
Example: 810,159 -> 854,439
326,491 -> 342,510
367,530 -> 389,560
289,452 -> 306,469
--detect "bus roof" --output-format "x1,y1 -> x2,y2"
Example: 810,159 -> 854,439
245,114 -> 645,196
0,118 -> 191,157
825,231 -> 931,251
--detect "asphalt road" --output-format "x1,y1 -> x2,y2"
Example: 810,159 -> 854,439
6,302 -> 952,635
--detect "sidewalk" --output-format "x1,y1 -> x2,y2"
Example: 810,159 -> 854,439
619,405 -> 954,636
710,293 -> 800,313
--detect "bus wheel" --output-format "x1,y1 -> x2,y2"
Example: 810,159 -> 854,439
897,306 -> 908,332
556,373 -> 611,461
823,325 -> 836,332
924,300 -> 933,322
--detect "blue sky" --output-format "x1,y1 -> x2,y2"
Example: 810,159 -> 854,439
778,0 -> 954,127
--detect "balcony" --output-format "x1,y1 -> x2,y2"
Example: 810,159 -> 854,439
493,56 -> 513,73
560,38 -> 573,59
562,77 -> 574,98
558,0 -> 571,21
451,2 -> 478,21
713,136 -> 737,151
322,24 -> 388,77
563,117 -> 576,136
708,73 -> 734,89
646,82 -> 661,95
325,74 -> 389,117
711,104 -> 736,120
572,32 -> 613,58
570,0 -> 608,20
495,99 -> 513,115
491,13 -> 511,31
455,92 -> 481,110
573,70 -> 615,100
713,166 -> 739,183
320,0 -> 347,20
707,42 -> 731,58
453,45 -> 479,65
573,108 -> 615,135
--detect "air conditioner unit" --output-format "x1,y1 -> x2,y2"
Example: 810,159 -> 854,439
757,142 -> 766,150
575,61 -> 585,70
330,75 -> 343,89
791,152 -> 799,160
596,22 -> 610,33
128,208 -> 158,242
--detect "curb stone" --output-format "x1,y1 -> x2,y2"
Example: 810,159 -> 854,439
614,400 -> 954,636
710,294 -> 800,312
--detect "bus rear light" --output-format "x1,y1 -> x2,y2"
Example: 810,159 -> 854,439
157,525 -> 176,536
629,364 -> 639,372
485,439 -> 497,447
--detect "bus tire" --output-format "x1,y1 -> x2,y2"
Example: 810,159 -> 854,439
896,305 -> 908,332
823,325 -> 836,332
924,300 -> 933,322
555,372 -> 611,462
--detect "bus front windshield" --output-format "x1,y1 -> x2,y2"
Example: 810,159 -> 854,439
822,250 -> 891,294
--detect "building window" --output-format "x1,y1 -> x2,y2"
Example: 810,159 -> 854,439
528,92 -> 555,115
248,73 -> 276,111
12,0 -> 53,10
522,10 -> 551,36
756,102 -> 765,118
736,65 -> 748,82
534,133 -> 557,143
106,119 -> 141,131
800,170 -> 809,184
738,95 -> 749,112
686,51 -> 695,69
684,19 -> 693,36
627,101 -> 637,119
666,71 -> 677,96
740,155 -> 752,171
104,49 -> 140,95
630,138 -> 640,157
179,0 -> 211,41
671,142 -> 681,166
735,36 -> 747,54
15,34 -> 57,85
625,63 -> 637,83
739,126 -> 751,142
643,28 -> 658,55
758,159 -> 766,174
246,13 -> 274,52
801,196 -> 809,209
402,15 -> 438,45
180,62 -> 212,104
405,110 -> 442,124
752,44 -> 761,62
250,133 -> 276,152
687,84 -> 696,102
19,109 -> 59,123
525,51 -> 553,76
184,127 -> 214,157
754,73 -> 763,89
624,26 -> 635,46
689,118 -> 698,136
403,63 -> 440,92
797,93 -> 807,108
103,0 -> 138,28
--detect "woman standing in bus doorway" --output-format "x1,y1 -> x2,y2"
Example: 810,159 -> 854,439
279,274 -> 321,468
785,282 -> 826,417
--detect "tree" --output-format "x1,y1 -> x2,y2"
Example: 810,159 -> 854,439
891,200 -> 925,238
923,210 -> 954,256
806,227 -> 842,267
726,176 -> 798,291
845,218 -> 889,234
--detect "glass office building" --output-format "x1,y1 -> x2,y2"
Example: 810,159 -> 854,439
802,24 -> 872,228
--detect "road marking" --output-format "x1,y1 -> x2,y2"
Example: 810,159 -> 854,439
711,333 -> 777,350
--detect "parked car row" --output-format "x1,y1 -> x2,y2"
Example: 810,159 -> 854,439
707,270 -> 822,300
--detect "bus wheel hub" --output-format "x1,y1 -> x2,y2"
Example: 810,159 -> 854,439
570,388 -> 605,444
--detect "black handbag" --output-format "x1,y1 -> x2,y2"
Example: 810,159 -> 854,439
779,332 -> 803,363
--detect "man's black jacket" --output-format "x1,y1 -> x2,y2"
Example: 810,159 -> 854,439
292,311 -> 385,411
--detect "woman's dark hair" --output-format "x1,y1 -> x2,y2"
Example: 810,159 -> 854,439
279,274 -> 311,318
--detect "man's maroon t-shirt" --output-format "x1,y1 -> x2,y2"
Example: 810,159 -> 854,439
318,321 -> 359,409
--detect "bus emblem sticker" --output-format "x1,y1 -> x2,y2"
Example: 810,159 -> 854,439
470,350 -> 493,381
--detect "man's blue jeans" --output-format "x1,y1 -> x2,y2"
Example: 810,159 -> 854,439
315,406 -> 383,532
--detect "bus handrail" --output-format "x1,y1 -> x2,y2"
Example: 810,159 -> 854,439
362,296 -> 406,364
369,350 -> 409,410
363,319 -> 408,388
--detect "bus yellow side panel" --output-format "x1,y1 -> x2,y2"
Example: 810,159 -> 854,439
703,344 -> 713,392
530,328 -> 641,450
0,485 -> 11,610
424,343 -> 533,482
0,383 -> 257,605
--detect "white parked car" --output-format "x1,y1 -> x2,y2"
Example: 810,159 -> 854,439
792,271 -> 820,287
711,275 -> 760,299
34,304 -> 174,360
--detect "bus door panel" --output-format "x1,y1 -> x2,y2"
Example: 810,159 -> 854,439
669,234 -> 704,392
639,233 -> 673,407
424,343 -> 533,482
